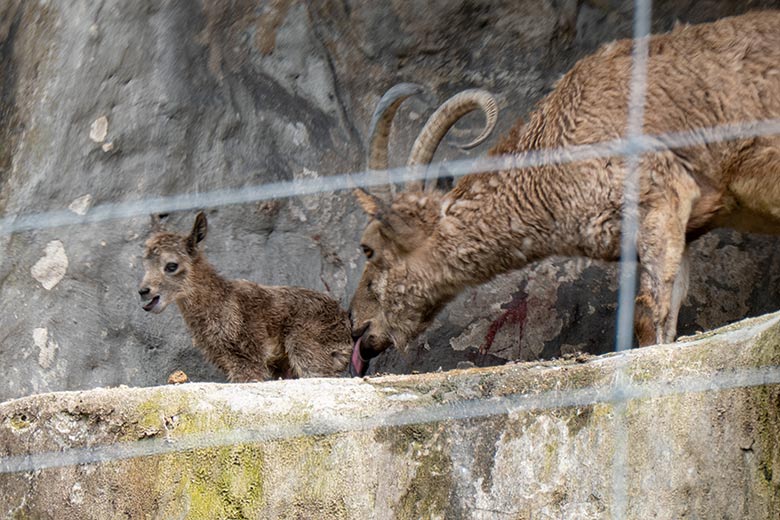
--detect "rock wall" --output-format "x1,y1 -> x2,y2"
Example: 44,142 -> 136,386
1,313 -> 779,519
1,0 -> 780,400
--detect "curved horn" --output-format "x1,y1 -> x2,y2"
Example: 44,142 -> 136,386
366,83 -> 425,171
407,89 -> 498,191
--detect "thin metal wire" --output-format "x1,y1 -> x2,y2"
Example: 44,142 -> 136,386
0,118 -> 778,236
612,1 -> 652,517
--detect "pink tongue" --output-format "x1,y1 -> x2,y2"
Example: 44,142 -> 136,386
351,337 -> 366,376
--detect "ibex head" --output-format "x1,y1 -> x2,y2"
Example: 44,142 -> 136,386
138,212 -> 208,314
348,84 -> 498,373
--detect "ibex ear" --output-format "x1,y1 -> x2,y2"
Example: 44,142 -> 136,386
377,214 -> 422,251
150,213 -> 168,232
353,188 -> 385,217
354,189 -> 426,250
187,211 -> 208,255
353,189 -> 402,226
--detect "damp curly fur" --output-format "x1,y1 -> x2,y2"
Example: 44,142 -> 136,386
350,11 -> 780,360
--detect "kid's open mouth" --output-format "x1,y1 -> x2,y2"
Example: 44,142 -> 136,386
142,295 -> 160,312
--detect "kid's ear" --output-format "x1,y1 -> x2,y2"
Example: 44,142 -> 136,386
187,211 -> 208,254
149,213 -> 167,232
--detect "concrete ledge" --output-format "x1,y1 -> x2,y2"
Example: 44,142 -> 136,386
1,313 -> 779,519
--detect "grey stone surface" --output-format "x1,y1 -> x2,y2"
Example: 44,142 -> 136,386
1,0 -> 780,400
1,312 -> 779,519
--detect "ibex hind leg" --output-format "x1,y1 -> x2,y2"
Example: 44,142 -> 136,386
223,360 -> 271,383
285,334 -> 351,378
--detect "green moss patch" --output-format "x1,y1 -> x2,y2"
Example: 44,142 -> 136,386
153,444 -> 266,520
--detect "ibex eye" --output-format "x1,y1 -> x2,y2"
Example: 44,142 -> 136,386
361,245 -> 374,259
164,262 -> 178,273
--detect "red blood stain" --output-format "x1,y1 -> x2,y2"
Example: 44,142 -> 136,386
481,290 -> 528,355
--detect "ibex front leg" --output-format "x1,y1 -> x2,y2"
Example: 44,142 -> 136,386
664,248 -> 690,342
633,168 -> 697,346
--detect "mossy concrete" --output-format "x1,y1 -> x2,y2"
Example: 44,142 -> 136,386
1,312 -> 779,519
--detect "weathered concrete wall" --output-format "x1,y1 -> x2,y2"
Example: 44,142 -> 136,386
1,0 -> 780,400
1,313 -> 779,519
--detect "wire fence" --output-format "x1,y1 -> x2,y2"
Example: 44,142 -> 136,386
1,2 -> 779,516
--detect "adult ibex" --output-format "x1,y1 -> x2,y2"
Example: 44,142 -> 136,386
347,11 -> 780,375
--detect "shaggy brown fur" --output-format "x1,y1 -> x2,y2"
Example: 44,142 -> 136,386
348,11 -> 780,366
138,212 -> 352,382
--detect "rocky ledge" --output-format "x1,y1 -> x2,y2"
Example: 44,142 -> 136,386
1,312 -> 779,519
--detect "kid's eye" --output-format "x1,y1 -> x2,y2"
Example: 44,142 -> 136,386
164,262 -> 178,273
361,245 -> 374,259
